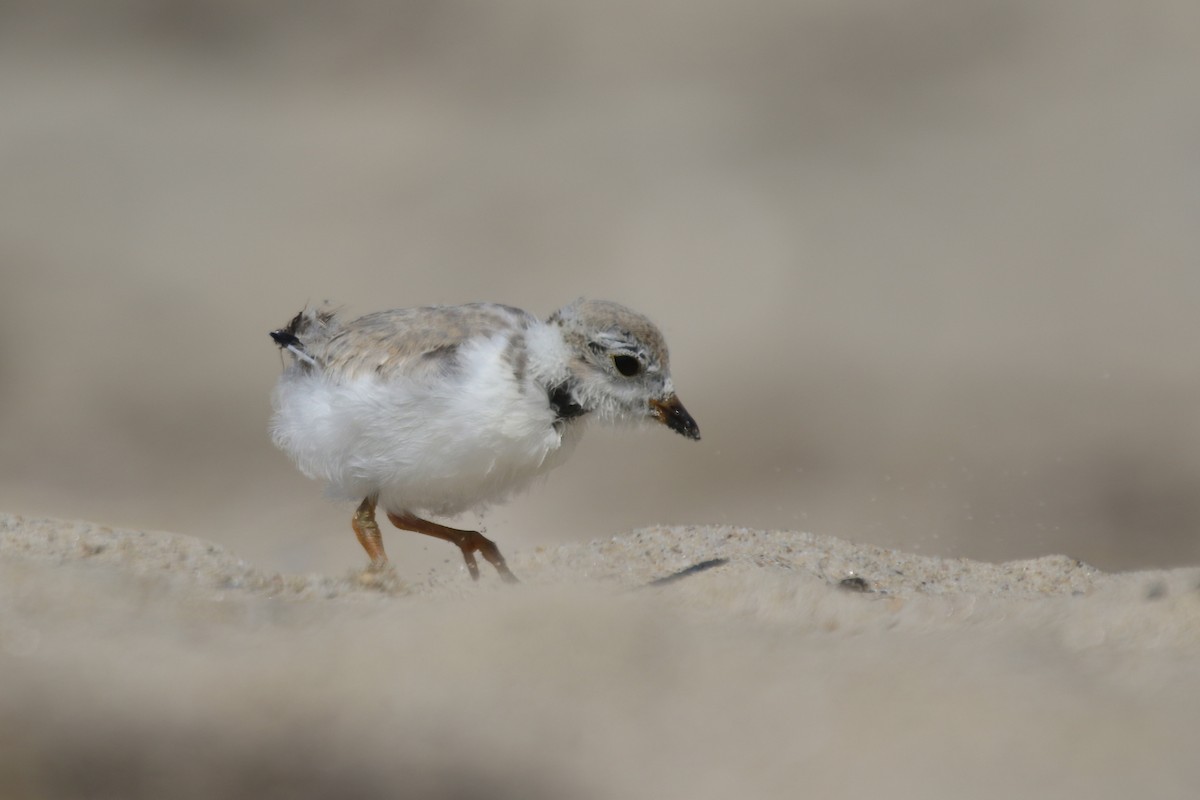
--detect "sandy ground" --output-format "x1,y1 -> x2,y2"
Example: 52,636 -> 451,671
3,511 -> 1198,799
3,4 -> 1200,796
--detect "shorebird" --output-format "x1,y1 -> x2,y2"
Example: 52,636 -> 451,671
269,299 -> 699,581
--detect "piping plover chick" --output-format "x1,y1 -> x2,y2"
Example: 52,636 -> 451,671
269,299 -> 700,581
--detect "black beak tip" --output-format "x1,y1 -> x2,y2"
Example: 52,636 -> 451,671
655,397 -> 701,441
676,417 -> 701,441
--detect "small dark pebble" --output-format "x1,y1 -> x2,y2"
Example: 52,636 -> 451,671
838,576 -> 871,593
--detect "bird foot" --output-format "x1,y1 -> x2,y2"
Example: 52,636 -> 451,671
386,511 -> 519,583
353,563 -> 403,594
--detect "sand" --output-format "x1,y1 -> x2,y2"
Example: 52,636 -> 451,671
4,8 -> 1200,794
2,511 -> 1197,799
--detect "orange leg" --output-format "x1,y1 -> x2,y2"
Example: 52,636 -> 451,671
351,496 -> 389,567
386,511 -> 518,583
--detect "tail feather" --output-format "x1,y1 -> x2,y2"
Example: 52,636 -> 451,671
270,307 -> 338,367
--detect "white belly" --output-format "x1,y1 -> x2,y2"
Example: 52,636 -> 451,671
271,336 -> 582,516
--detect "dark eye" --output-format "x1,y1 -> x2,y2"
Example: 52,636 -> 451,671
612,354 -> 641,377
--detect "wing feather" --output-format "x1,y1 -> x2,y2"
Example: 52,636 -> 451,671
305,303 -> 536,381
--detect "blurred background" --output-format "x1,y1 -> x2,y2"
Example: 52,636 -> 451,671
1,0 -> 1197,574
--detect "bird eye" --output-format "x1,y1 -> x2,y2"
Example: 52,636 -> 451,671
612,354 -> 641,377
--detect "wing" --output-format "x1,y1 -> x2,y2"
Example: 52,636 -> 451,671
306,303 -> 537,382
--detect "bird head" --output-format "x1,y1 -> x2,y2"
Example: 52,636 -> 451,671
548,299 -> 700,440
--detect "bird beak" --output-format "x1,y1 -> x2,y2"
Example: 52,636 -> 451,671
649,395 -> 701,440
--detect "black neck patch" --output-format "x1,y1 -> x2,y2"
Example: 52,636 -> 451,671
548,381 -> 587,422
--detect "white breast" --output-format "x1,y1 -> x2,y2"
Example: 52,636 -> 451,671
271,333 -> 582,516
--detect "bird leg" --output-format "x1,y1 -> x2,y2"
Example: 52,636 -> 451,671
386,511 -> 518,583
352,496 -> 389,567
